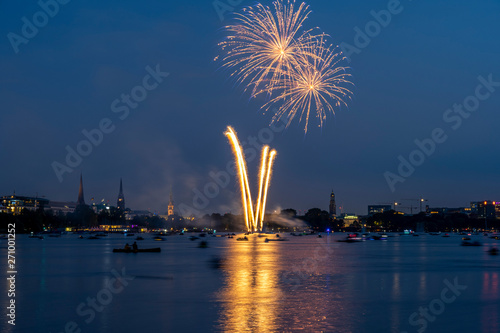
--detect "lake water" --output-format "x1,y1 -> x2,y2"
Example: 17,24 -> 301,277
1,233 -> 499,333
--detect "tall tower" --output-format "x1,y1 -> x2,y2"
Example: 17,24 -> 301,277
117,178 -> 125,211
329,190 -> 336,217
168,191 -> 174,216
77,174 -> 86,206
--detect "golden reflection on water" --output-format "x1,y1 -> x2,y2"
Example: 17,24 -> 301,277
216,235 -> 283,332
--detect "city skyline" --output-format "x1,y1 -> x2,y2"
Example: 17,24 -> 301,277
1,0 -> 499,216
2,175 -> 498,217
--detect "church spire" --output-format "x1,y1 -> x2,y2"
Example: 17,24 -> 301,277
329,189 -> 336,217
77,173 -> 85,206
168,188 -> 174,216
117,178 -> 125,211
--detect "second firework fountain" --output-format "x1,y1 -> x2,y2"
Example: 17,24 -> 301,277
225,126 -> 277,233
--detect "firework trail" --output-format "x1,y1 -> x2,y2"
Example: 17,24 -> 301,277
225,126 -> 277,232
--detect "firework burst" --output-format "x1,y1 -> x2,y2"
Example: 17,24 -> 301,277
217,0 -> 354,133
263,35 -> 353,133
218,0 -> 318,97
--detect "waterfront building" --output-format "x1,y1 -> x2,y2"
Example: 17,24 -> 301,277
329,190 -> 336,218
340,213 -> 358,227
48,201 -> 77,215
117,178 -> 125,211
0,194 -> 49,214
368,205 -> 392,215
426,207 -> 471,215
168,191 -> 174,216
471,201 -> 496,218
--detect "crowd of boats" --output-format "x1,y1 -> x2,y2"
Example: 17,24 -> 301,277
6,229 -> 498,256
335,231 -> 499,255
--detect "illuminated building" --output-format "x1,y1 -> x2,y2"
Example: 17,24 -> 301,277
117,178 -> 125,211
126,210 -> 153,221
90,201 -> 111,214
368,205 -> 392,215
0,194 -> 49,215
471,201 -> 496,218
329,190 -> 336,217
98,224 -> 148,233
340,213 -> 358,227
426,207 -> 470,215
49,201 -> 77,215
495,202 -> 500,219
168,191 -> 174,216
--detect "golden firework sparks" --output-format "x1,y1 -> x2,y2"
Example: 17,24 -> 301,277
225,126 -> 277,232
263,35 -> 353,133
217,1 -> 354,134
218,0 -> 318,98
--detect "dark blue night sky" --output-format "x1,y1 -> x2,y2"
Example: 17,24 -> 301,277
1,0 -> 499,215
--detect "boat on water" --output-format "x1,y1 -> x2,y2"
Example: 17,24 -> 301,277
265,238 -> 289,242
113,248 -> 161,253
371,234 -> 388,241
442,233 -> 450,238
153,237 -> 166,241
29,234 -> 44,239
462,237 -> 471,241
461,241 -> 482,247
135,236 -> 144,240
338,234 -> 365,243
488,248 -> 499,255
236,236 -> 248,241
88,236 -> 99,239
